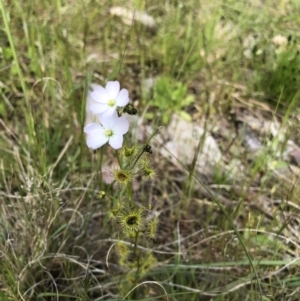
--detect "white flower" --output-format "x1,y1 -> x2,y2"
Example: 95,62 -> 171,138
89,81 -> 129,118
84,115 -> 129,150
85,84 -> 102,126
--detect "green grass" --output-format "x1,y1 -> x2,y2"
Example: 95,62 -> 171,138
1,0 -> 300,300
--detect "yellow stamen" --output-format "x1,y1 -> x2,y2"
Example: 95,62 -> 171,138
105,129 -> 113,137
108,99 -> 116,107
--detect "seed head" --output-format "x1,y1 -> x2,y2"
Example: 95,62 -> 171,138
144,144 -> 152,154
123,103 -> 138,115
98,190 -> 106,199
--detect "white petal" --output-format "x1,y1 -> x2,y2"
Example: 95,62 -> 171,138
113,116 -> 129,135
109,135 -> 123,149
99,107 -> 118,120
86,92 -> 98,125
100,114 -> 118,129
97,112 -> 118,127
90,103 -> 109,114
98,110 -> 118,122
106,81 -> 120,100
91,84 -> 104,92
116,89 -> 129,107
84,123 -> 103,136
86,135 -> 108,150
86,91 -> 94,107
91,89 -> 109,103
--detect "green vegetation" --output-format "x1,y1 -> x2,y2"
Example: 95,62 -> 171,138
146,76 -> 195,124
1,0 -> 300,300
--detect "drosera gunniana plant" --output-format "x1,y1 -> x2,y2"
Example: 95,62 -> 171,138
84,80 -> 161,292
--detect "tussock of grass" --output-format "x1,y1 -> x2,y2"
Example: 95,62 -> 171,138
1,0 -> 300,300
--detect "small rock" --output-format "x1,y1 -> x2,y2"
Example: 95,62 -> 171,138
143,77 -> 157,94
110,7 -> 156,30
271,35 -> 288,47
158,114 -> 222,176
290,148 -> 300,166
239,124 -> 262,152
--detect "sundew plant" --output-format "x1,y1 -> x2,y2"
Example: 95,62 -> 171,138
84,81 -> 160,293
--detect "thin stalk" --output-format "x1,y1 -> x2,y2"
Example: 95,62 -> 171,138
185,163 -> 263,299
0,0 -> 28,104
115,150 -> 122,168
133,231 -> 139,257
133,231 -> 141,285
129,126 -> 161,171
97,145 -> 105,190
127,183 -> 134,207
0,0 -> 35,142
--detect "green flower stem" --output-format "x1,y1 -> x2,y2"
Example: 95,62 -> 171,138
133,231 -> 141,285
98,144 -> 106,189
0,0 -> 36,147
127,183 -> 134,207
134,231 -> 139,254
129,148 -> 145,171
129,126 -> 161,171
115,150 -> 122,168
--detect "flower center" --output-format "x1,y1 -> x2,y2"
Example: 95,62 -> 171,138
105,129 -> 113,137
118,173 -> 127,181
107,99 -> 116,107
126,215 -> 138,226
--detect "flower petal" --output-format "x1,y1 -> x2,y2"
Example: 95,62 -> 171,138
90,103 -> 109,115
84,123 -> 108,149
91,84 -> 104,93
113,116 -> 129,135
116,88 -> 129,107
106,81 -> 120,100
91,88 -> 110,103
106,110 -> 119,120
99,107 -> 118,119
86,135 -> 108,150
86,89 -> 99,125
109,134 -> 123,149
84,123 -> 103,136
99,113 -> 118,129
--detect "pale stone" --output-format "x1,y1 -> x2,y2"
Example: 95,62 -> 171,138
110,6 -> 156,29
271,35 -> 288,47
158,114 -> 222,176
